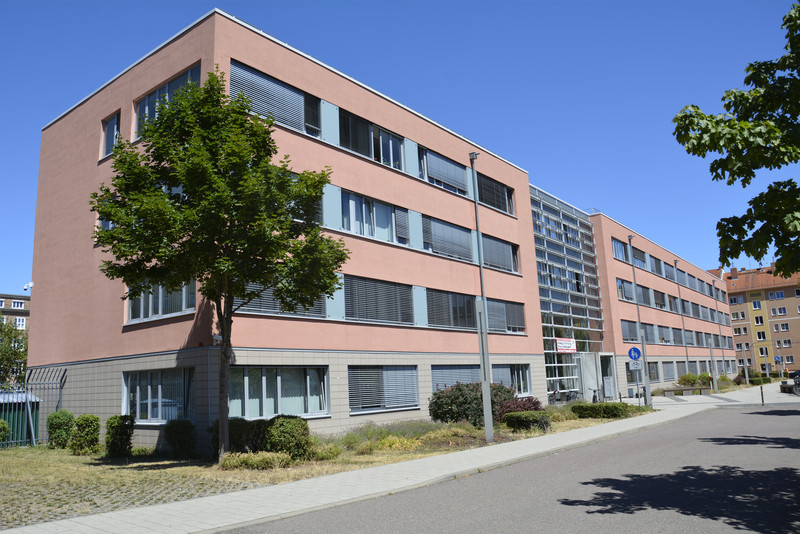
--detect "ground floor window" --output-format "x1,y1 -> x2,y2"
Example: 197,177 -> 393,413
431,364 -> 531,396
348,365 -> 419,414
545,353 -> 579,394
648,362 -> 659,381
663,361 -> 676,381
229,366 -> 327,419
123,368 -> 194,422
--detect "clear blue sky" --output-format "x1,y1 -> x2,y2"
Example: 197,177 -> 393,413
0,0 -> 794,295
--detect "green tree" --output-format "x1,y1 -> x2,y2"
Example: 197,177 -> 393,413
0,314 -> 27,385
673,4 -> 800,277
91,69 -> 349,461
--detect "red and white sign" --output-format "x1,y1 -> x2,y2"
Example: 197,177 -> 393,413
556,338 -> 577,353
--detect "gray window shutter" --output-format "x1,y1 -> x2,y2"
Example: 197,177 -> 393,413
383,366 -> 419,409
491,364 -> 512,388
477,173 -> 511,213
348,365 -> 418,411
234,283 -> 325,317
426,151 -> 467,191
230,61 -> 304,131
505,302 -> 525,331
348,366 -> 382,411
482,235 -> 515,272
487,299 -> 507,332
422,216 -> 472,261
431,365 -> 480,391
395,208 -> 409,242
344,276 -> 413,324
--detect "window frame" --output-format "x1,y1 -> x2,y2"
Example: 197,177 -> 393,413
228,365 -> 328,419
102,112 -> 120,158
348,365 -> 419,415
122,368 -> 195,424
127,281 -> 196,324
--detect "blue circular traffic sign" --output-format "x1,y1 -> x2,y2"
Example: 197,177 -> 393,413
628,347 -> 642,360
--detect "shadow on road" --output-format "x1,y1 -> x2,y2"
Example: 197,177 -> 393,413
744,409 -> 800,417
698,435 -> 800,449
559,465 -> 800,534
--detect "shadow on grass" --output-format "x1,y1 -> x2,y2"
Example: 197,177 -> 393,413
559,465 -> 800,534
89,455 -> 213,471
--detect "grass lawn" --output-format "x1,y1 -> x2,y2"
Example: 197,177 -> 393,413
0,405 -> 649,529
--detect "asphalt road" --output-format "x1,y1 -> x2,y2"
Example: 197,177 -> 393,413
225,406 -> 800,534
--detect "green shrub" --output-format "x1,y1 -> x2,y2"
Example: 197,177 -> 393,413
47,409 -> 75,449
69,414 -> 100,455
164,419 -> 196,458
263,415 -> 311,460
428,382 -> 516,427
0,419 -> 9,442
697,372 -> 711,386
544,404 -> 578,422
131,446 -> 156,457
228,417 -> 254,453
220,451 -> 293,470
104,415 -> 135,457
504,411 -> 551,433
571,402 -> 630,419
677,373 -> 699,386
497,397 -> 543,420
377,435 -> 422,450
307,441 -> 343,461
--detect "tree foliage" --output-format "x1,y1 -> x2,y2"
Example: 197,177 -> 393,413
91,68 -> 349,461
673,3 -> 800,277
0,314 -> 27,385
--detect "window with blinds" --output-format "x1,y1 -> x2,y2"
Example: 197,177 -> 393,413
477,173 -> 514,214
482,235 -> 518,272
348,365 -> 419,413
229,60 -> 320,137
136,65 -> 201,136
431,364 -> 530,395
344,275 -> 414,324
427,289 -> 476,329
486,299 -> 526,333
233,283 -> 326,318
421,149 -> 468,195
422,216 -> 472,261
339,109 -> 372,157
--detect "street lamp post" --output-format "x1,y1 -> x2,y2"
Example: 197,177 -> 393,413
470,152 -> 493,444
627,236 -> 652,407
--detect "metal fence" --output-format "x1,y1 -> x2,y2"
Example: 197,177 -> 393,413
0,367 -> 66,447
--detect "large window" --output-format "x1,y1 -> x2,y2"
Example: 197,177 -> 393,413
477,173 -> 514,214
420,148 -> 468,195
487,299 -> 526,333
431,364 -> 531,396
342,191 -> 408,245
348,365 -> 419,414
233,283 -> 326,318
128,281 -> 196,322
621,320 -> 639,342
136,65 -> 201,136
422,216 -> 472,261
123,368 -> 194,422
612,238 -> 628,262
617,279 -> 634,301
632,247 -> 646,269
102,112 -> 119,158
372,127 -> 403,170
229,366 -> 327,418
344,275 -> 413,325
482,235 -> 519,272
339,109 -> 372,157
427,289 -> 476,329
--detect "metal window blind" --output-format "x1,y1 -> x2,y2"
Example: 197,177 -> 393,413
426,151 -> 467,190
338,110 -> 371,157
344,275 -> 413,324
482,235 -> 515,272
234,283 -> 326,317
431,365 -> 480,391
487,299 -> 507,332
477,173 -> 511,213
348,365 -> 418,412
230,60 -> 305,131
422,216 -> 472,261
394,208 -> 409,242
426,289 -> 476,329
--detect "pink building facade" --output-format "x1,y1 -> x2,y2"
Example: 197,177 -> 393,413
591,213 -> 736,395
31,10 -> 541,450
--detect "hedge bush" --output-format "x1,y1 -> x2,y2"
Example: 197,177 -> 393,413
0,419 -> 9,442
677,373 -> 699,386
697,372 -> 712,386
497,397 -> 543,421
47,409 -> 75,449
263,415 -> 311,460
105,414 -> 135,457
164,419 -> 196,458
428,382 -> 516,427
220,451 -> 293,470
504,411 -> 551,433
69,414 -> 100,455
571,402 -> 630,419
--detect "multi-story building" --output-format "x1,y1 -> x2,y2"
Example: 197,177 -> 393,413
720,264 -> 800,374
591,213 -> 736,396
31,9 -> 540,451
0,294 -> 30,331
29,9 -> 736,452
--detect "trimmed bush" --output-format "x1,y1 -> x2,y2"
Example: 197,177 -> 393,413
47,409 -> 75,449
677,373 -> 699,386
571,402 -> 630,419
697,372 -> 711,386
164,419 -> 196,458
505,411 -> 551,433
0,419 -> 9,442
263,415 -> 311,460
220,451 -> 293,470
497,397 -> 543,420
69,414 -> 100,455
428,382 -> 516,428
105,415 -> 135,457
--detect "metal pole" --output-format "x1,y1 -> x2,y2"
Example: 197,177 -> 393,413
470,152 -> 493,444
628,235 -> 652,407
707,281 -> 718,393
674,260 -> 690,371
741,345 -> 750,386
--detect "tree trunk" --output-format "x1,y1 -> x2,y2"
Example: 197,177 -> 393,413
215,288 -> 235,464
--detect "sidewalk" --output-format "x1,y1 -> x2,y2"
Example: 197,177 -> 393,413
8,385 -> 800,534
